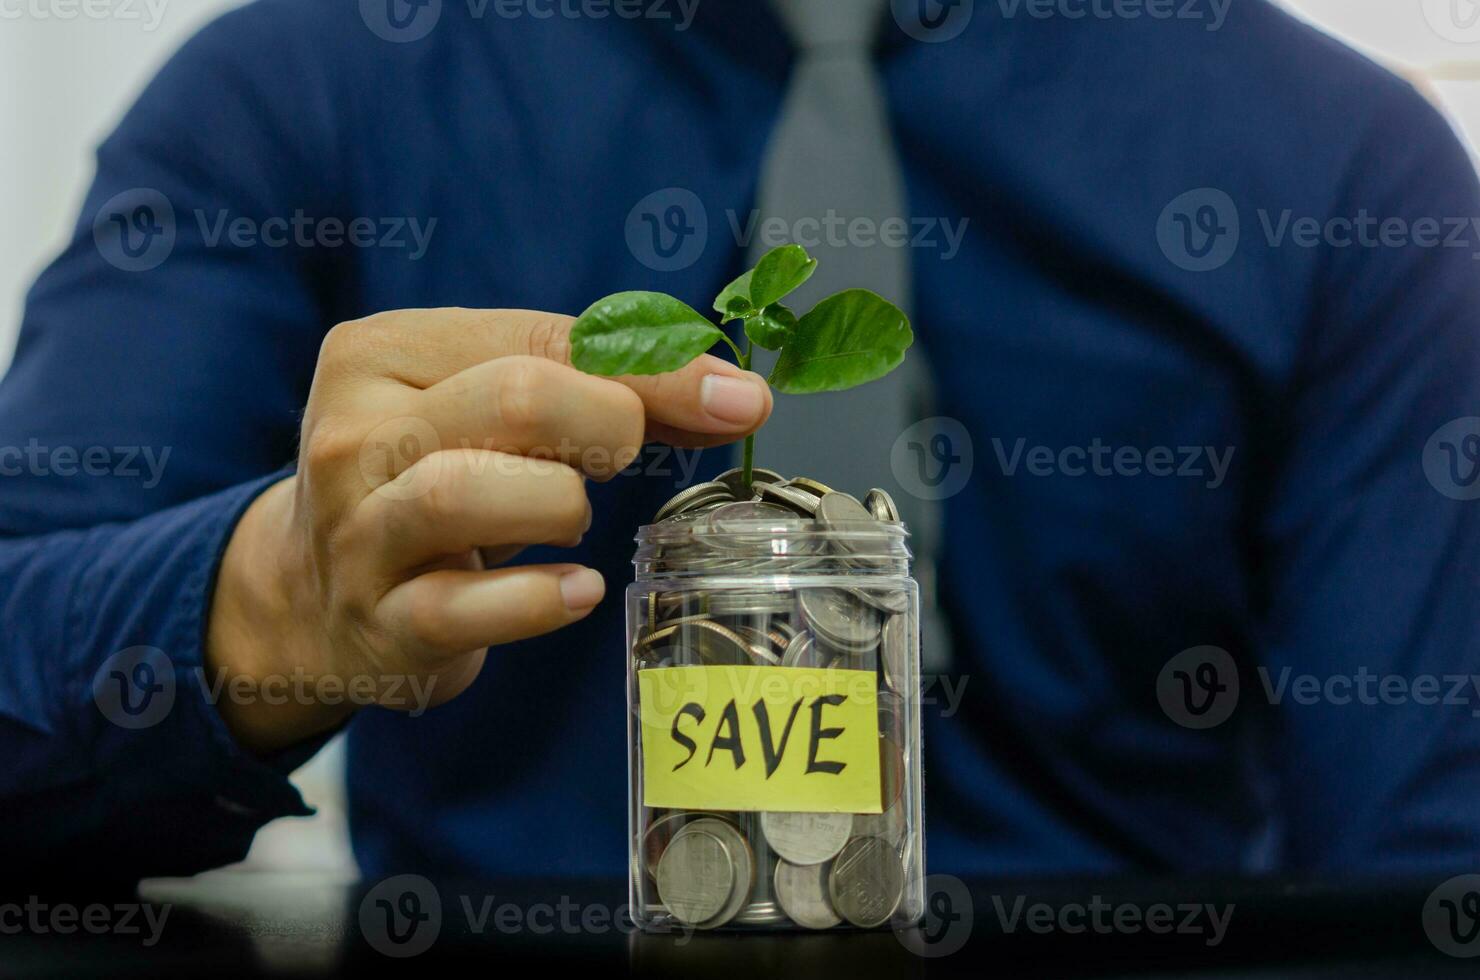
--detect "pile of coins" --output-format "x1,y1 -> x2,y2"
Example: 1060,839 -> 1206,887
630,468 -> 919,931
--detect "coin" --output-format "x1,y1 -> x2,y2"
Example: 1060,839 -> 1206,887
733,901 -> 788,926
878,735 -> 905,811
788,476 -> 836,497
654,592 -> 692,621
637,618 -> 753,666
760,811 -> 853,865
729,624 -> 784,657
682,817 -> 755,928
745,641 -> 782,666
877,690 -> 904,741
774,860 -> 842,930
714,466 -> 785,500
781,631 -> 828,669
641,809 -> 708,878
828,836 -> 904,928
817,491 -> 892,569
654,481 -> 735,523
753,480 -> 822,516
706,591 -> 795,617
633,643 -> 686,669
799,588 -> 880,653
816,490 -> 874,527
863,487 -> 900,522
880,614 -> 909,693
850,586 -> 910,616
656,828 -> 735,925
642,811 -> 742,880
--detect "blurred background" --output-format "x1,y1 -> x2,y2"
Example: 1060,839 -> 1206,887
0,0 -> 1476,878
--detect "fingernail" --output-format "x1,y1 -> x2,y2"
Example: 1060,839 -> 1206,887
700,374 -> 767,426
560,568 -> 605,611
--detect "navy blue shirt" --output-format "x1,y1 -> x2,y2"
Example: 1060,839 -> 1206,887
4,0 -> 1480,881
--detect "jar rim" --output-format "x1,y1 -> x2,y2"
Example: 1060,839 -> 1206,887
635,517 -> 909,543
633,518 -> 912,578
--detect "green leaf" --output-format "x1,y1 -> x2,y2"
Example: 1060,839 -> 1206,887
768,289 -> 913,394
743,303 -> 796,350
570,291 -> 723,376
711,245 -> 816,322
747,244 -> 817,310
714,270 -> 754,323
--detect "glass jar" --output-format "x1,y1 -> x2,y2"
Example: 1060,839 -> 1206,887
626,507 -> 924,932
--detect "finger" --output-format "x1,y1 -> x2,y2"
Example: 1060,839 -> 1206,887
417,356 -> 646,479
352,450 -> 591,574
379,563 -> 605,659
328,308 -> 772,442
324,308 -> 581,386
619,358 -> 774,446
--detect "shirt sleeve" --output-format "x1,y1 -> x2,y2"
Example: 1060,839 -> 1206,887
1256,83 -> 1480,873
0,2 -> 343,883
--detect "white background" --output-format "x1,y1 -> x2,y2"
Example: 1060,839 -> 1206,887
1,0 -> 1477,874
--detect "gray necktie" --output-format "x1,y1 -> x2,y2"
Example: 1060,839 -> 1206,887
747,0 -> 951,671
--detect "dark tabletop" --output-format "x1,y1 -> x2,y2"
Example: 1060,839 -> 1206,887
3,871 -> 1475,979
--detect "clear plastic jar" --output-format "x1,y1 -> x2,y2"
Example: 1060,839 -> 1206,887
626,502 -> 924,932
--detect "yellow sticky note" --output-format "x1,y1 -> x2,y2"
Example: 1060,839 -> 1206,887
638,665 -> 882,813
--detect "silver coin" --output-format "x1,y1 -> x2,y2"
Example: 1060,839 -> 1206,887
816,490 -> 874,527
787,477 -> 836,498
774,860 -> 843,930
760,811 -> 853,865
878,735 -> 906,811
654,481 -> 735,523
817,491 -> 891,568
753,480 -> 822,517
682,817 -> 754,928
732,901 -> 789,926
828,836 -> 904,928
880,613 -> 909,693
849,586 -> 910,616
876,690 -> 904,741
641,809 -> 710,878
799,588 -> 880,653
656,828 -> 735,926
706,591 -> 796,617
863,487 -> 900,522
714,466 -> 785,500
780,631 -> 834,670
640,812 -> 742,875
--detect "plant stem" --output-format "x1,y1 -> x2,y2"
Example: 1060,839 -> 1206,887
739,338 -> 754,491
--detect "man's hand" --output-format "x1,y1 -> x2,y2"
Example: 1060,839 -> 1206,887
206,308 -> 772,754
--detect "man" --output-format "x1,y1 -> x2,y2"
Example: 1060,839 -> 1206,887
3,0 -> 1478,884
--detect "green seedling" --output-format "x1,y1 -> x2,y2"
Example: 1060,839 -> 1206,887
569,244 -> 913,490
